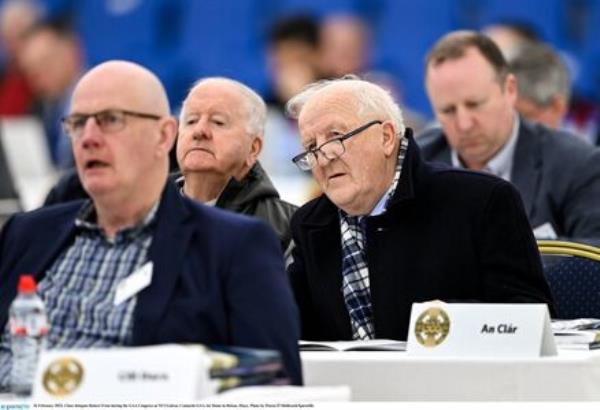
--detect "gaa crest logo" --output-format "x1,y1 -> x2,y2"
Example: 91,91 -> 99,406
43,357 -> 84,396
414,307 -> 451,347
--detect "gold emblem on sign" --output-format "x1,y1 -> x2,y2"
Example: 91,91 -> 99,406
42,357 -> 84,396
414,307 -> 451,347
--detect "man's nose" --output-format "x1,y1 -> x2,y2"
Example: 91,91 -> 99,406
79,117 -> 103,146
315,150 -> 333,167
455,107 -> 475,132
192,119 -> 211,140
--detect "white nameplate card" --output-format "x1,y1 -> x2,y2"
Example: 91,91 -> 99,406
114,261 -> 153,306
33,344 -> 214,402
406,303 -> 556,357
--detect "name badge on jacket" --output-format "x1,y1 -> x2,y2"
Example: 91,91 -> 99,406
114,261 -> 153,306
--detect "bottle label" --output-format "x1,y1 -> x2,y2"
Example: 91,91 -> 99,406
10,314 -> 48,337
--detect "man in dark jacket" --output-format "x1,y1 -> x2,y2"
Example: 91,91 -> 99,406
286,75 -> 554,341
176,77 -> 296,253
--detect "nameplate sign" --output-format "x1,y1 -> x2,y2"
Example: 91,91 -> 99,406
406,303 -> 556,357
33,344 -> 214,402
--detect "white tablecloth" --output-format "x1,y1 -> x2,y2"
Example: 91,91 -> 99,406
301,349 -> 600,401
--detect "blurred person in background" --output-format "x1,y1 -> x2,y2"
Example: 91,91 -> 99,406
265,14 -> 321,111
484,21 -> 600,145
508,41 -> 571,131
482,21 -> 540,60
262,14 -> 321,205
319,13 -> 426,133
419,30 -> 600,240
34,0 -> 188,110
318,14 -> 369,79
0,0 -> 39,115
18,19 -> 84,168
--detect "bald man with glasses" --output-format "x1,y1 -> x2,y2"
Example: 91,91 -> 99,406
286,76 -> 554,342
0,61 -> 302,390
62,109 -> 163,137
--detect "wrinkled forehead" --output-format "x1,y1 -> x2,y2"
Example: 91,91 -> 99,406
183,81 -> 248,116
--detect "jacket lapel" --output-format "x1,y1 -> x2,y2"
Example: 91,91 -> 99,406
32,211 -> 79,283
510,120 -> 542,218
0,205 -> 79,327
369,135 -> 420,335
302,198 -> 352,339
386,132 -> 419,208
132,182 -> 193,345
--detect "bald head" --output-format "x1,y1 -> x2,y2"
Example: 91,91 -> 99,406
68,60 -> 177,219
73,60 -> 171,116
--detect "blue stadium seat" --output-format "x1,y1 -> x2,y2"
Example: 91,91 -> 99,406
538,241 -> 600,319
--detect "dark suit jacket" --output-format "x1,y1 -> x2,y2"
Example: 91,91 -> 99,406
288,135 -> 555,341
418,119 -> 600,239
0,181 -> 302,384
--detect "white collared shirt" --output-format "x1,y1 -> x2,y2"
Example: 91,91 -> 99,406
451,114 -> 520,182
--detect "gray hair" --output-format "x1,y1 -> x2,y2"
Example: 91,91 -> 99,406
508,42 -> 571,106
286,75 -> 405,136
180,77 -> 267,137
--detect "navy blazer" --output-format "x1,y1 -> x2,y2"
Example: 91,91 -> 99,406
0,181 -> 302,384
418,118 -> 600,239
289,133 -> 555,341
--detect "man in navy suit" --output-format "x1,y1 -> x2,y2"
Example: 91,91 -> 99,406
0,61 -> 302,387
418,31 -> 600,240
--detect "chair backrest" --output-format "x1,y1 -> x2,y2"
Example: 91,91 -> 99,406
538,240 -> 600,319
0,117 -> 59,211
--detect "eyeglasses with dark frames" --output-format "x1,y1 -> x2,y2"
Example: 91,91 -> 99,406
292,120 -> 383,171
61,109 -> 162,139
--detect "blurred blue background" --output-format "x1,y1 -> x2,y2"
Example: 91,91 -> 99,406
11,0 -> 600,119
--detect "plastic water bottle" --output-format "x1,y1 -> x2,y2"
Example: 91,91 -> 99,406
9,274 -> 48,396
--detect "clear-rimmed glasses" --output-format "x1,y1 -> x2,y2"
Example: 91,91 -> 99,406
292,120 -> 382,171
61,109 -> 161,139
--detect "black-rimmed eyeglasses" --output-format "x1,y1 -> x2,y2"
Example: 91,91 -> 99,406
61,109 -> 162,140
292,120 -> 383,171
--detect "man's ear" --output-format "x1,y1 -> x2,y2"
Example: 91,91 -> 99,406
246,135 -> 263,167
381,121 -> 397,156
503,73 -> 518,106
550,95 -> 568,126
157,116 -> 178,156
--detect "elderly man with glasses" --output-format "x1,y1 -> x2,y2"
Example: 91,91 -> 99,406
286,75 -> 554,342
0,60 -> 302,390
